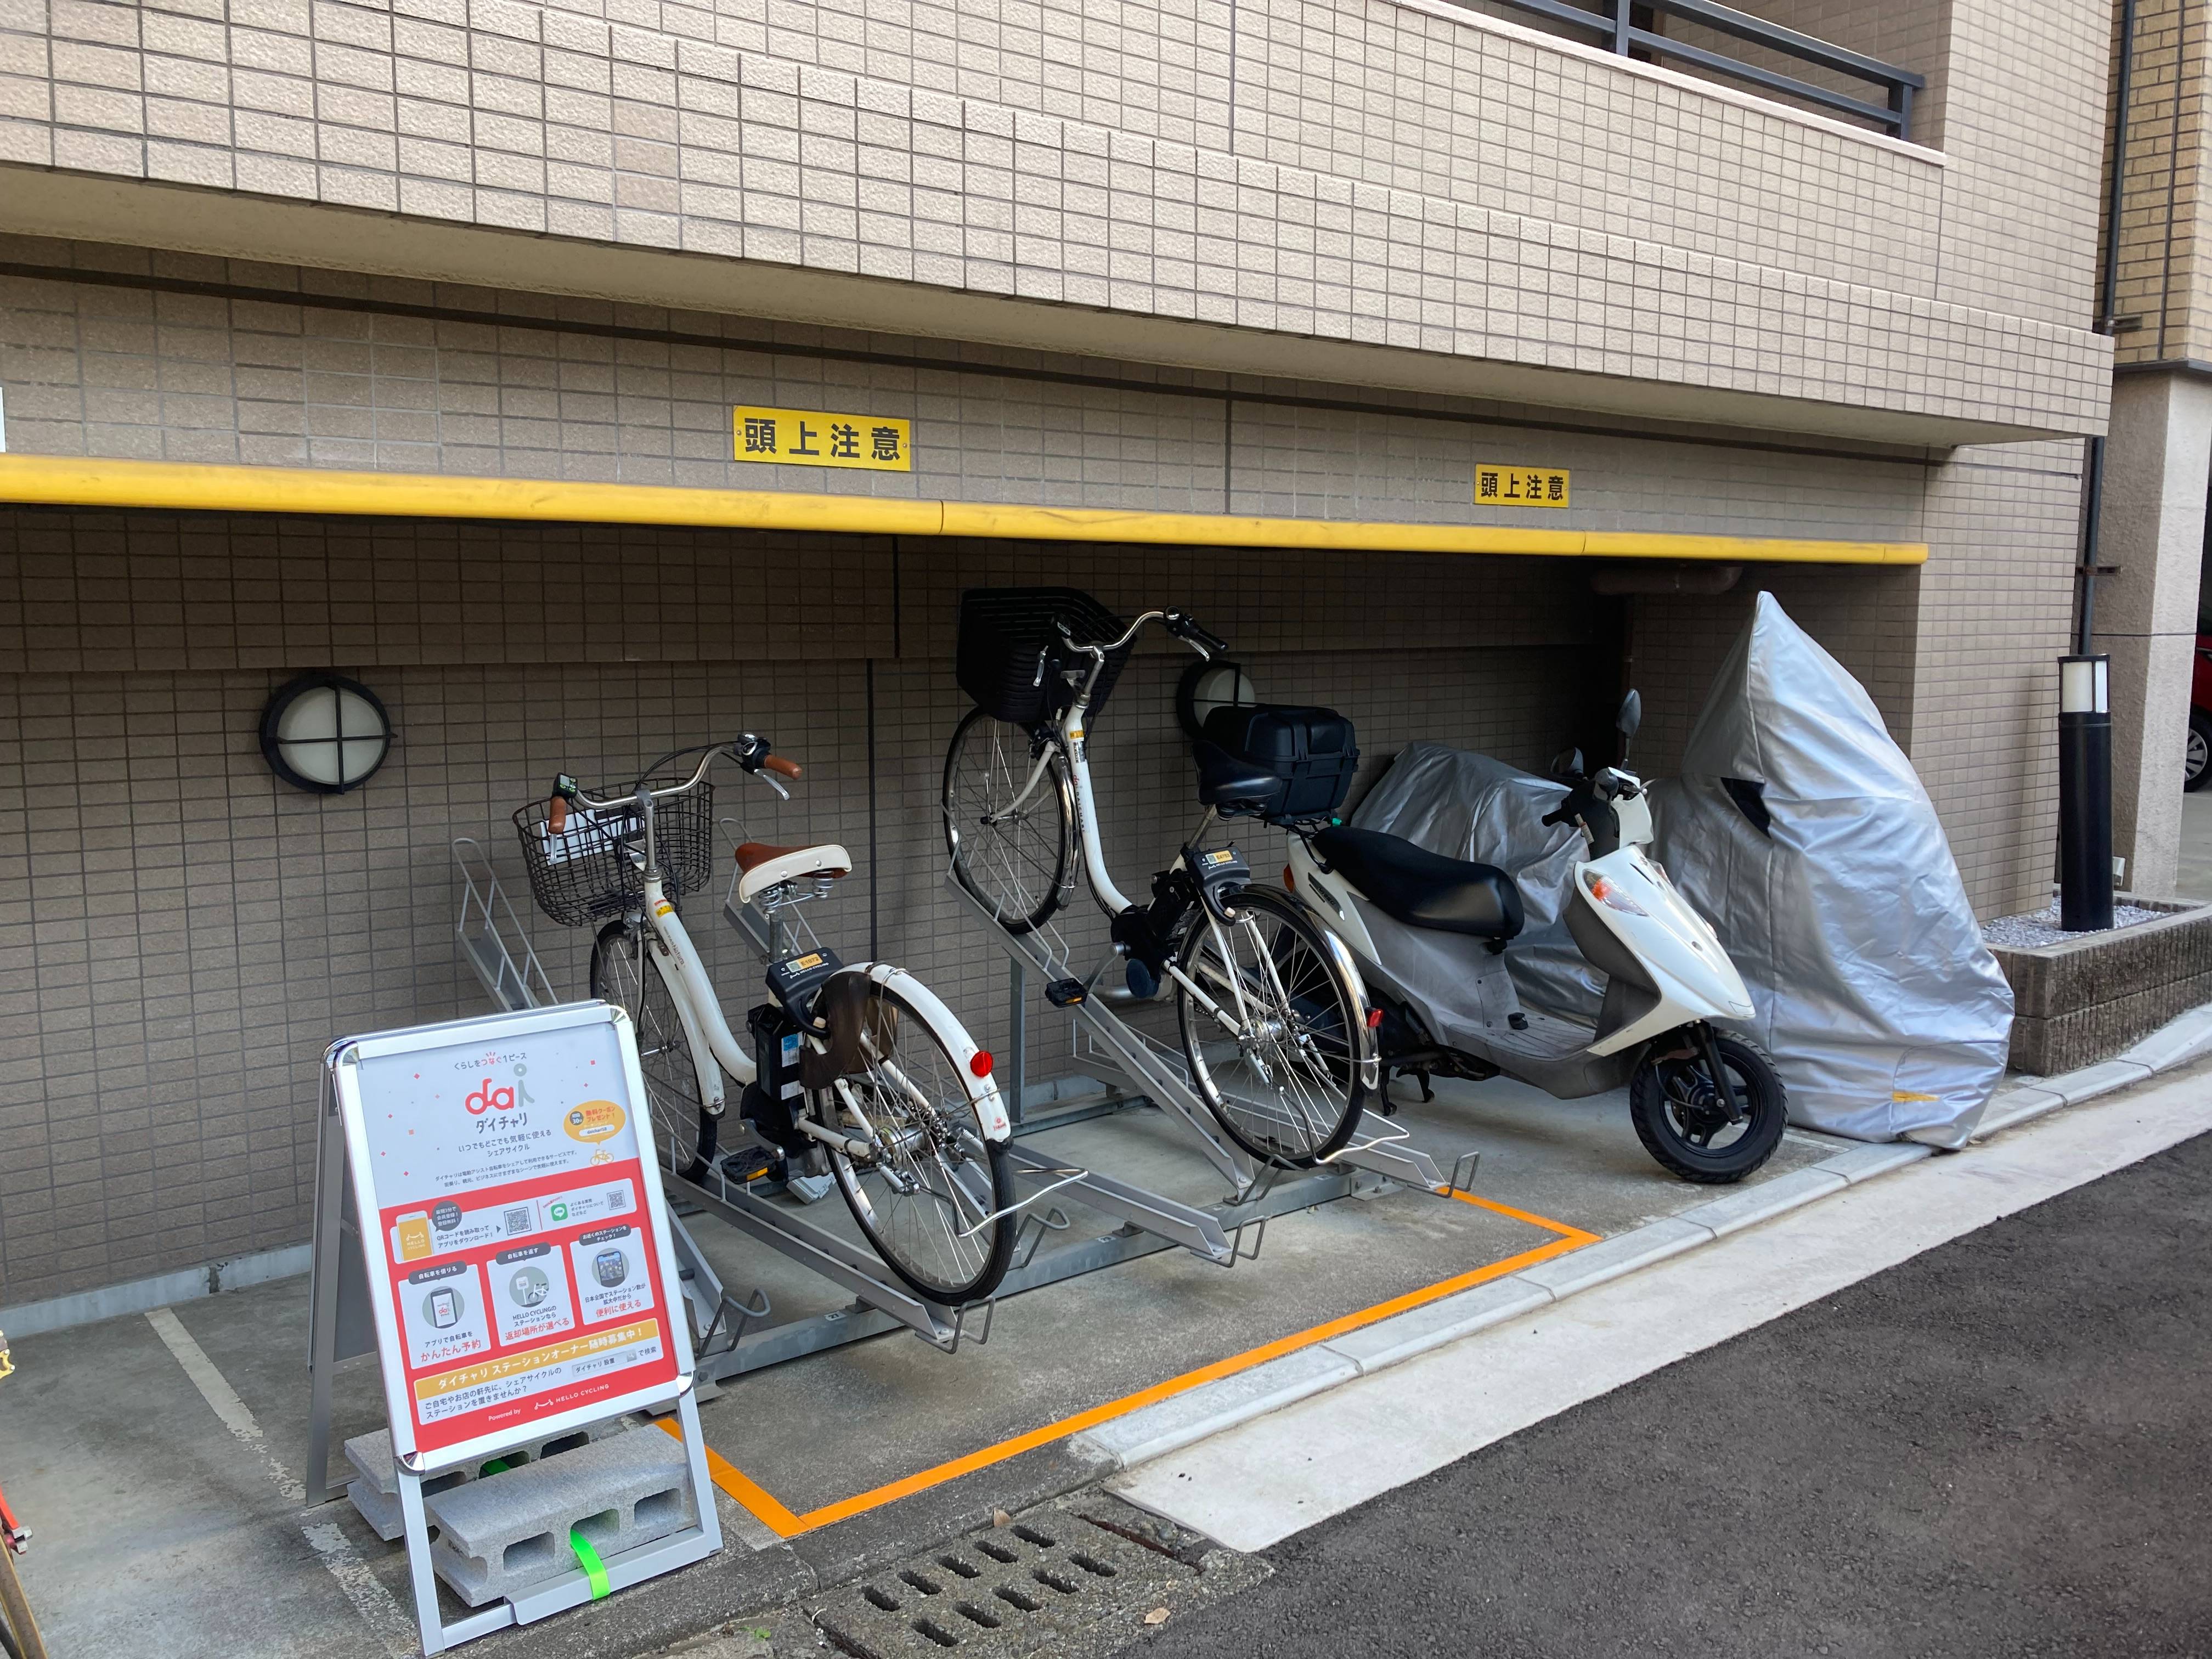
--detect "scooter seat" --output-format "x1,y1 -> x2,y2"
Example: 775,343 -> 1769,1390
1314,826 -> 1525,941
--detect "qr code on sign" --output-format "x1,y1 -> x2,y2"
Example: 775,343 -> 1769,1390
503,1207 -> 531,1235
606,1187 -> 630,1212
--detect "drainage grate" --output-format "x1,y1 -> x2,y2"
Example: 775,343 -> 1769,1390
809,1497 -> 1265,1659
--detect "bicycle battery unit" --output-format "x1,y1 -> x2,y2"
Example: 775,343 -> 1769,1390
741,1002 -> 811,1155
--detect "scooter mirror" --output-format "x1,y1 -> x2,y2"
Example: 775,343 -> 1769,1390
1552,746 -> 1585,780
1617,689 -> 1643,743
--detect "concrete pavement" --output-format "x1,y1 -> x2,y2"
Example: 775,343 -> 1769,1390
1108,1099 -> 2212,1658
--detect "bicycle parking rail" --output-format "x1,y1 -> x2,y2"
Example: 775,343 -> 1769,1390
950,871 -> 1462,1197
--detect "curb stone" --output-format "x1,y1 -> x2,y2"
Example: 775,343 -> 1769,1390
1076,996 -> 2212,1476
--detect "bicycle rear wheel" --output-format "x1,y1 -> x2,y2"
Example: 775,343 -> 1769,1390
820,980 -> 1017,1305
1177,886 -> 1369,1166
943,706 -> 1071,934
590,919 -> 718,1183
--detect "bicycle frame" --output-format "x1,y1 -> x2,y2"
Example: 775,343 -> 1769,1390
1001,613 -> 1306,1037
578,757 -> 1011,1147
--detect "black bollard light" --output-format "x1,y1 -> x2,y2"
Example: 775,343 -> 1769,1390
2058,653 -> 2113,932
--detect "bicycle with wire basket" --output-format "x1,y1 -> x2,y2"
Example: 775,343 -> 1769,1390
943,589 -> 1379,1169
515,736 -> 1020,1306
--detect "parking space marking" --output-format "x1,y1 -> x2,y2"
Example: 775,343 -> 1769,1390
673,1189 -> 1597,1538
146,1307 -> 416,1656
145,1307 -> 304,1506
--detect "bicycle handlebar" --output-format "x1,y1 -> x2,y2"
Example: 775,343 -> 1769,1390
547,734 -> 792,825
1046,607 -> 1229,708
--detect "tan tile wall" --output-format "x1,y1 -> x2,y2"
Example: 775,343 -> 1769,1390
0,0 -> 2110,433
0,240 -> 1931,546
2107,0 -> 2212,364
0,506 -> 1611,1302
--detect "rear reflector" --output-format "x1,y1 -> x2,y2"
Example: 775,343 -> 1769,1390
969,1050 -> 994,1078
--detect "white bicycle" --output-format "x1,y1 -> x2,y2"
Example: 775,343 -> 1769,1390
943,590 -> 1377,1168
515,736 -> 1019,1305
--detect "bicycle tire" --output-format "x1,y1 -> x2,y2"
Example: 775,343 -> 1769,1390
819,979 -> 1018,1305
0,1543 -> 47,1659
590,919 -> 718,1183
1177,885 -> 1369,1167
943,706 -> 1071,934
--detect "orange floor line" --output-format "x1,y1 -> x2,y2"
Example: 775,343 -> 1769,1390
657,1421 -> 807,1537
685,1191 -> 1598,1537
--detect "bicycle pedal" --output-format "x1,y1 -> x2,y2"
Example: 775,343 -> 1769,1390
1045,977 -> 1087,1007
719,1143 -> 780,1184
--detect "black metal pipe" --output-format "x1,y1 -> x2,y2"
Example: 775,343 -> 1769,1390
2080,0 -> 2138,654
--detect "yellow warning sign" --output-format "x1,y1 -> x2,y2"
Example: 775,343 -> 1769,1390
1476,464 -> 1570,509
733,406 -> 912,471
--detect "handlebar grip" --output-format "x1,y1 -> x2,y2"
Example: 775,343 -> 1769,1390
1540,806 -> 1568,828
763,754 -> 801,779
548,795 -> 568,834
1167,612 -> 1229,654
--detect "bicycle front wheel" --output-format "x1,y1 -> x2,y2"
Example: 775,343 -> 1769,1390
819,980 -> 1017,1305
943,706 -> 1071,934
590,919 -> 718,1184
1177,886 -> 1369,1166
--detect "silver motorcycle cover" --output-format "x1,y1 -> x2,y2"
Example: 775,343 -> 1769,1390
1652,592 -> 2013,1144
1349,742 -> 1604,1020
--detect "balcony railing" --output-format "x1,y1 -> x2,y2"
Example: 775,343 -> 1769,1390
1465,0 -> 1926,139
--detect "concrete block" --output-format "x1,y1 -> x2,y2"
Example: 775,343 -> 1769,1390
1671,1166 -> 1848,1237
1069,1346 -> 1358,1471
1321,1277 -> 1554,1374
342,1420 -> 616,1541
425,1427 -> 697,1607
1811,1143 -> 1931,1185
1510,1216 -> 1711,1299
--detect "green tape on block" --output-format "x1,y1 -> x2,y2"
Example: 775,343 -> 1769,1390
569,1530 -> 611,1600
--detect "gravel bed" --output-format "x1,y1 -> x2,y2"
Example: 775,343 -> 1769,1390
1983,903 -> 2170,949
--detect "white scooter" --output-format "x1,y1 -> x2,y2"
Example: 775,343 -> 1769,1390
1259,688 -> 1787,1183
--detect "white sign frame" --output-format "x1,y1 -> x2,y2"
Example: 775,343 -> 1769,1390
334,1000 -> 693,1471
311,1000 -> 720,1655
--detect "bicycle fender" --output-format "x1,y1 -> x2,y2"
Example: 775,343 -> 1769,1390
861,962 -> 1012,1142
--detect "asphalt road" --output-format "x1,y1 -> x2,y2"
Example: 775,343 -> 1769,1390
1115,1128 -> 2212,1659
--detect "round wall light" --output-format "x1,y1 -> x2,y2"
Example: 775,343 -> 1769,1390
259,673 -> 393,794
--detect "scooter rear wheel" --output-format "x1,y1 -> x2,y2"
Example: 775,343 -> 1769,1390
1629,1031 -> 1786,1184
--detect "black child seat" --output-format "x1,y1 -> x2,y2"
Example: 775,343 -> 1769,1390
1193,703 -> 1359,823
1312,826 -> 1526,941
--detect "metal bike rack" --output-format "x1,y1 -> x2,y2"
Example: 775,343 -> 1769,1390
945,873 -> 1462,1199
443,838 -> 1465,1392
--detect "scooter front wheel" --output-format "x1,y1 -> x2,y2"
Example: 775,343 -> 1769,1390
1629,1031 -> 1786,1184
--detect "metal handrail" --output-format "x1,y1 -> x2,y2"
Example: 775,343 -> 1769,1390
1459,0 -> 1925,139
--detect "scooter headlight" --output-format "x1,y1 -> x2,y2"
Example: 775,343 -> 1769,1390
1583,872 -> 1649,916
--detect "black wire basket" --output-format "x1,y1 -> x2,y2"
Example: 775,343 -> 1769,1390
511,780 -> 716,929
956,587 -> 1132,724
